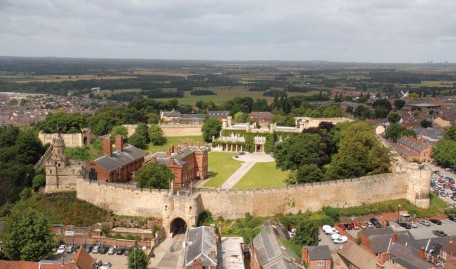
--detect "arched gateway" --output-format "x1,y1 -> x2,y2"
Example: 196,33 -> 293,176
170,217 -> 187,236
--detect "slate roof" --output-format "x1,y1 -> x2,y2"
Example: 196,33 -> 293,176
415,127 -> 443,143
388,243 -> 433,269
184,226 -> 218,267
367,231 -> 415,254
150,145 -> 208,166
162,110 -> 182,117
250,112 -> 273,119
307,245 -> 331,260
94,145 -> 145,172
442,242 -> 456,257
251,220 -> 302,269
338,241 -> 377,269
398,136 -> 430,153
208,111 -> 229,117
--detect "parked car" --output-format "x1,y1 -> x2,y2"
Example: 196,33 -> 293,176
56,245 -> 66,254
107,247 -> 116,255
344,223 -> 353,230
366,222 -> 375,228
333,235 -> 348,244
66,246 -> 76,253
123,248 -> 132,256
98,262 -> 112,269
116,248 -> 124,255
337,224 -> 346,230
419,220 -> 431,227
331,233 -> 341,240
440,192 -> 447,197
323,226 -> 338,235
449,216 -> 456,222
351,222 -> 360,230
238,152 -> 245,155
99,246 -> 108,254
370,218 -> 382,228
408,222 -> 418,228
360,222 -> 368,229
84,245 -> 93,253
430,219 -> 443,225
439,178 -> 446,183
92,245 -> 100,254
433,230 -> 447,237
399,222 -> 412,229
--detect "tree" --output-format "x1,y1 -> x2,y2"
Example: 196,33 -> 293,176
0,126 -> 19,148
292,219 -> 320,246
15,130 -> 44,164
32,174 -> 46,191
127,245 -> 148,269
234,112 -> 249,123
111,126 -> 128,138
128,133 -> 146,149
286,164 -> 324,184
393,99 -> 406,110
148,124 -> 167,145
135,123 -> 150,144
136,163 -> 174,189
147,113 -> 160,124
432,126 -> 456,169
388,112 -> 401,124
420,120 -> 432,128
386,124 -> 415,142
325,121 -> 390,180
274,133 -> 326,171
202,118 -> 222,142
37,111 -> 87,133
2,210 -> 54,261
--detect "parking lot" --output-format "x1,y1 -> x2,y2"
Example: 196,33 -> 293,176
391,219 -> 456,240
428,164 -> 456,206
90,252 -> 128,269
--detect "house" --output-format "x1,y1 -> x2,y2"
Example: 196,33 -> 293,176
396,136 -> 433,162
250,220 -> 303,269
249,112 -> 273,123
441,241 -> 456,263
302,245 -> 332,269
387,242 -> 434,269
183,226 -> 218,268
0,247 -> 94,269
414,127 -> 443,144
208,110 -> 229,119
360,231 -> 414,256
338,241 -> 379,269
88,136 -> 145,182
146,144 -> 208,190
160,109 -> 182,122
220,237 -> 245,269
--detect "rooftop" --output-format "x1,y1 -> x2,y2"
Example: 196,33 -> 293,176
221,237 -> 245,269
93,145 -> 145,172
184,226 -> 218,267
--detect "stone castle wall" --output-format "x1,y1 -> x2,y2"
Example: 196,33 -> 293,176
123,124 -> 202,137
76,169 -> 430,220
45,161 -> 83,193
39,132 -> 92,148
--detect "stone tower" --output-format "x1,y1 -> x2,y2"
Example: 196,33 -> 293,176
45,135 -> 80,192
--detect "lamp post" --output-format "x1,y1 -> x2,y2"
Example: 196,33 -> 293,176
398,204 -> 401,223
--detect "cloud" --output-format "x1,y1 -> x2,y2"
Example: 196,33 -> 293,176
0,0 -> 455,62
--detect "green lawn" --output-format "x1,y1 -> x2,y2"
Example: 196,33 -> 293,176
233,162 -> 289,189
147,136 -> 205,152
203,152 -> 243,188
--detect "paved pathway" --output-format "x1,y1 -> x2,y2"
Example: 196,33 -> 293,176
220,153 -> 274,189
149,234 -> 185,269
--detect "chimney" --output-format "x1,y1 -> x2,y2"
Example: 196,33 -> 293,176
115,135 -> 123,152
184,143 -> 189,147
420,247 -> 425,260
167,148 -> 172,157
392,233 -> 398,243
169,158 -> 174,165
302,247 -> 309,264
171,145 -> 175,153
103,139 -> 113,157
192,258 -> 203,269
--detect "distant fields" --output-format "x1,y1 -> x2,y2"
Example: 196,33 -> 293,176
0,74 -> 135,83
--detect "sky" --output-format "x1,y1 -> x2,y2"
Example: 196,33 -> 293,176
1,0 -> 455,62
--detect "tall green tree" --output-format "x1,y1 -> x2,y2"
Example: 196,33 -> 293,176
386,124 -> 415,142
432,126 -> 456,169
326,121 -> 390,180
292,219 -> 320,246
128,246 -> 148,269
274,133 -> 326,171
148,124 -> 167,146
136,163 -> 174,189
234,112 -> 249,123
2,210 -> 54,261
128,133 -> 146,149
111,126 -> 128,138
135,123 -> 150,144
202,118 -> 222,142
15,130 -> 44,165
394,99 -> 406,110
286,164 -> 324,184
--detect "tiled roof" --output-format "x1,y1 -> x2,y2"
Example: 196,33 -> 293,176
398,136 -> 430,153
94,145 -> 145,172
338,241 -> 377,269
71,247 -> 93,269
0,261 -> 39,269
388,243 -> 433,269
162,111 -> 182,117
307,245 -> 331,260
442,242 -> 456,256
250,112 -> 273,119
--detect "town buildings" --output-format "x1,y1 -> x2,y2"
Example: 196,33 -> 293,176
394,136 -> 433,162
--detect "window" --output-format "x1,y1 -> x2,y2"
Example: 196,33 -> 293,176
317,261 -> 325,267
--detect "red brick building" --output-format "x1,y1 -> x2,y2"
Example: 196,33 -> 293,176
88,136 -> 145,183
249,112 -> 273,123
302,246 -> 332,269
145,144 -> 208,190
396,136 -> 433,162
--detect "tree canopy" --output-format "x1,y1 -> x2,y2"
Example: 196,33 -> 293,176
202,118 -> 222,142
38,111 -> 87,133
432,126 -> 456,169
148,124 -> 167,146
127,246 -> 148,269
2,210 -> 54,261
136,163 -> 174,189
292,219 -> 320,246
110,125 -> 128,138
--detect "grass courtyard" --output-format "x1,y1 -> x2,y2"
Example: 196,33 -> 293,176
147,136 -> 205,152
203,152 -> 243,188
232,162 -> 289,190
